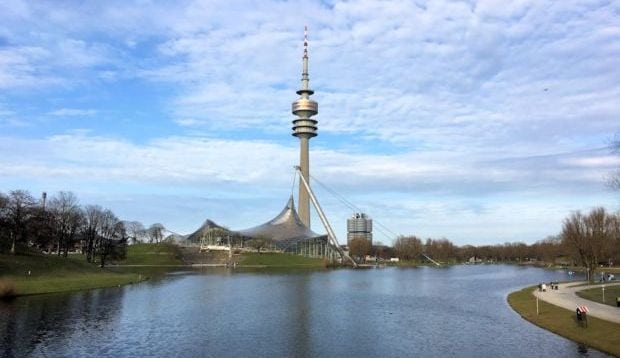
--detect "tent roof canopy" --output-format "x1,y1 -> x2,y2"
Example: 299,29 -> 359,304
237,196 -> 325,242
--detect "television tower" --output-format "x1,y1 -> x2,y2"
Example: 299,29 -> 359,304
292,26 -> 318,228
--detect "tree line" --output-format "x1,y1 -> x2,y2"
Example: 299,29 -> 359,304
353,208 -> 620,272
0,189 -> 168,267
3,189 -> 619,274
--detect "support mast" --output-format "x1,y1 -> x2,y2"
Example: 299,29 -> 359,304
295,166 -> 357,267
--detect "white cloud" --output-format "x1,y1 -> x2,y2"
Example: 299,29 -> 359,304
48,108 -> 97,117
0,132 -> 613,194
0,133 -> 295,186
561,155 -> 620,168
0,46 -> 61,88
174,118 -> 202,127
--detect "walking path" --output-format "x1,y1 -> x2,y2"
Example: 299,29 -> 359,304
533,281 -> 620,324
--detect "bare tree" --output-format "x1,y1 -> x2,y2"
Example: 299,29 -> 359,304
97,209 -> 120,267
0,192 -> 7,210
561,208 -> 618,280
147,223 -> 165,244
82,205 -> 104,263
425,238 -> 457,262
6,190 -> 36,254
349,238 -> 372,261
48,191 -> 84,257
393,235 -> 423,261
124,221 -> 146,244
98,216 -> 127,267
531,235 -> 563,264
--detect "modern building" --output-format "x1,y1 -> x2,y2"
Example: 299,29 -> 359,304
185,197 -> 339,259
347,213 -> 373,247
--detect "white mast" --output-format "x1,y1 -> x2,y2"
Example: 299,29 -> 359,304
295,166 -> 357,267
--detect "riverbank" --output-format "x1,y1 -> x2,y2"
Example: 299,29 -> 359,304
0,243 -> 186,297
0,246 -> 335,297
507,285 -> 620,357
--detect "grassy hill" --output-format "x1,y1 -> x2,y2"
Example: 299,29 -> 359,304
0,243 -> 185,297
0,246 -> 334,297
119,243 -> 184,265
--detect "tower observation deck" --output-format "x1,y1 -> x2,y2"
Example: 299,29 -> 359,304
292,26 -> 318,228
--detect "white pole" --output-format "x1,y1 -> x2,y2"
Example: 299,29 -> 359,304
421,253 -> 441,267
602,285 -> 605,303
295,166 -> 357,267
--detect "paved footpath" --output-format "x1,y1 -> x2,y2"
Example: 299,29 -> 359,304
533,281 -> 620,324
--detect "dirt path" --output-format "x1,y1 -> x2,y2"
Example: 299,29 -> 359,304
533,281 -> 620,324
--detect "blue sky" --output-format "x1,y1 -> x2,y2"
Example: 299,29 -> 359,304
0,0 -> 618,245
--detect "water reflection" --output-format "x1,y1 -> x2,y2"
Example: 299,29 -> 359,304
288,273 -> 311,358
0,266 -> 611,357
0,287 -> 125,357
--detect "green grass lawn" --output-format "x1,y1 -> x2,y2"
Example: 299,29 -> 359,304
11,272 -> 143,295
508,286 -> 620,357
576,284 -> 620,307
120,243 -> 184,265
0,243 -> 186,297
239,252 -> 326,267
0,252 -> 99,276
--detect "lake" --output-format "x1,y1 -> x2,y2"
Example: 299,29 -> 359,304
0,265 -> 609,357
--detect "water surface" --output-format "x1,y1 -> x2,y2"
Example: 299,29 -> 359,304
0,265 -> 609,357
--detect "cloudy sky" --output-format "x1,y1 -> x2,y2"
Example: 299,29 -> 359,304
1,0 -> 618,245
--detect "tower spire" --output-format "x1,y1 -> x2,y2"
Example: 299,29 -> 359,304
292,27 -> 318,228
302,26 -> 309,91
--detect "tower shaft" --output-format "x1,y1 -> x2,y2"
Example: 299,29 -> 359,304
298,137 -> 310,226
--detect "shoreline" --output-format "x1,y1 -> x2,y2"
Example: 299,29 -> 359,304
2,261 -> 439,298
4,253 -> 618,300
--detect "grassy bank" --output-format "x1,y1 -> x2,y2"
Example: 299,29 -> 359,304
507,286 -> 620,357
0,243 -> 185,297
120,243 -> 184,265
239,253 -> 326,267
576,284 -> 620,307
